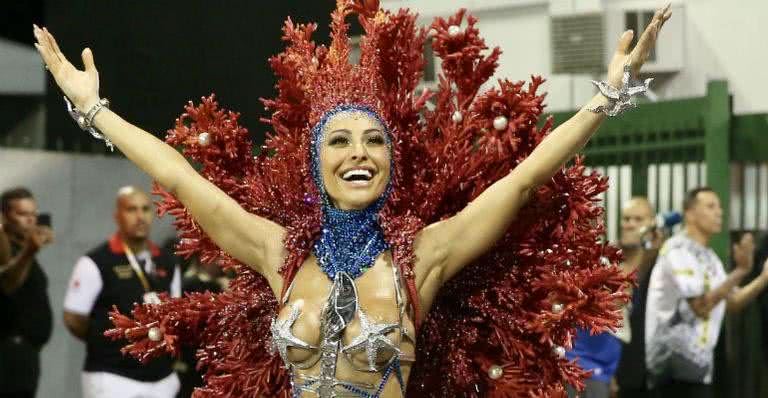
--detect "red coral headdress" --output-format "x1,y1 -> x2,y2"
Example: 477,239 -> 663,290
106,1 -> 632,396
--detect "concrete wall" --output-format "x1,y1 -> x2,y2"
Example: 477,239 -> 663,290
383,0 -> 768,114
0,148 -> 176,398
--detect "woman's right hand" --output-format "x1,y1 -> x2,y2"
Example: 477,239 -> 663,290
33,24 -> 101,111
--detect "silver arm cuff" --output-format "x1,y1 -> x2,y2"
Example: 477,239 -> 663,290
64,96 -> 114,151
587,64 -> 653,117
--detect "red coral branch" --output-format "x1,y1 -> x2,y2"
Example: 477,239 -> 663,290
107,3 -> 632,397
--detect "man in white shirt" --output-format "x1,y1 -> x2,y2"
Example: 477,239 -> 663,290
645,187 -> 768,397
63,186 -> 181,398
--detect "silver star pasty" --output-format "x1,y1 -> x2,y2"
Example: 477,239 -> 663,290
342,310 -> 400,372
270,305 -> 317,361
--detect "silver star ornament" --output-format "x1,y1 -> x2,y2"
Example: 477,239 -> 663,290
588,64 -> 653,117
342,310 -> 400,372
270,305 -> 316,361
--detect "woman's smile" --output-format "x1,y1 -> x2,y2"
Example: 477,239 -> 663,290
319,110 -> 391,210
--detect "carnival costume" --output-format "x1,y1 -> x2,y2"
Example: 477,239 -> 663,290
106,1 -> 632,396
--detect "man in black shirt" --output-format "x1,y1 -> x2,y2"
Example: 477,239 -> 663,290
0,226 -> 8,271
753,233 -> 768,365
614,197 -> 661,398
63,186 -> 180,398
0,187 -> 54,398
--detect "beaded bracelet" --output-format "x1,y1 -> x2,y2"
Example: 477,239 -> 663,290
64,96 -> 114,151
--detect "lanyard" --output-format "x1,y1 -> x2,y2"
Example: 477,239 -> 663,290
123,242 -> 152,293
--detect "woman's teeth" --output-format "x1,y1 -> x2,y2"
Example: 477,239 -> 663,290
342,169 -> 373,181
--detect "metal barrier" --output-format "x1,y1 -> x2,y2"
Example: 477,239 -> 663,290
547,80 -> 768,397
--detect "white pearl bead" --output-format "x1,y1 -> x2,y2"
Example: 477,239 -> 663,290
198,132 -> 211,146
448,25 -> 462,37
493,116 -> 508,131
452,111 -> 463,123
553,345 -> 566,359
552,303 -> 564,313
488,365 -> 503,380
148,327 -> 163,342
600,256 -> 611,266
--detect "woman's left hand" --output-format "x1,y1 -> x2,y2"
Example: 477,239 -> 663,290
606,3 -> 672,87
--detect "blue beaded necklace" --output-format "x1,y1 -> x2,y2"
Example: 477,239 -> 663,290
309,104 -> 393,280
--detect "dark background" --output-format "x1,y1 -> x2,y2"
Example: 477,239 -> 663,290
2,1 -> 366,152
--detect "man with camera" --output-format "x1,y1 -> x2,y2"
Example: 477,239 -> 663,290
567,197 -> 664,398
0,187 -> 55,398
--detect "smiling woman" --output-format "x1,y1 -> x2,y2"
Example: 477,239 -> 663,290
318,108 -> 392,211
32,0 -> 671,396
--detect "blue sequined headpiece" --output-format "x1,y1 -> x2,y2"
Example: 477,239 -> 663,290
310,104 -> 393,280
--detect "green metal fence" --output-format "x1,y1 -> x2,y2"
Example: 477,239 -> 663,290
549,81 -> 735,256
548,80 -> 768,397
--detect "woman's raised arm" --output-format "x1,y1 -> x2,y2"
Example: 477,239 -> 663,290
33,26 -> 285,290
413,5 -> 672,288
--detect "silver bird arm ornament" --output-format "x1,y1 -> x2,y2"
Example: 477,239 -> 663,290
588,64 -> 653,117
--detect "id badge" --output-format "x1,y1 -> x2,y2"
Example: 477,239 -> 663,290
143,291 -> 161,304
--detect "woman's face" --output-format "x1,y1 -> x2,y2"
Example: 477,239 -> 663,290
318,111 -> 391,210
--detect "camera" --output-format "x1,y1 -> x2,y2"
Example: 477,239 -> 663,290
36,213 -> 52,227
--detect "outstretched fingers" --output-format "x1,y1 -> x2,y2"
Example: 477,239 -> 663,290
33,25 -> 58,72
43,27 -> 65,63
634,20 -> 659,62
659,4 -> 672,28
34,25 -> 58,62
33,25 -> 79,77
33,41 -> 57,73
630,4 -> 672,69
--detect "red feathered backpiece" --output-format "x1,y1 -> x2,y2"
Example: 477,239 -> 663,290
106,1 -> 632,396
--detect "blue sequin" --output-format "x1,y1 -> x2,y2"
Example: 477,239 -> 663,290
309,104 -> 394,280
290,359 -> 404,397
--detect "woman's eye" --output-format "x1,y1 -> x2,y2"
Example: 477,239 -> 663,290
329,136 -> 349,146
367,135 -> 386,145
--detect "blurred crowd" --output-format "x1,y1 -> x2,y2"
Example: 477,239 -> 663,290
1,185 -> 767,398
0,186 -> 231,398
567,188 -> 768,398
